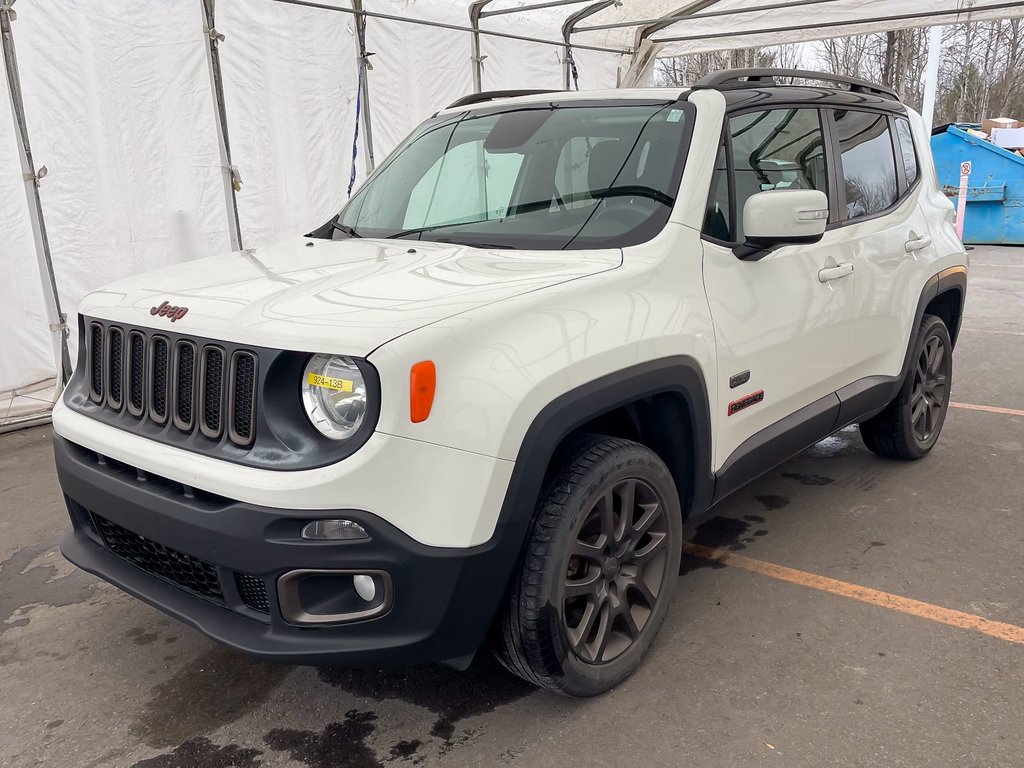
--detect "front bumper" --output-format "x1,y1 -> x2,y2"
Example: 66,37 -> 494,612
55,435 -> 518,667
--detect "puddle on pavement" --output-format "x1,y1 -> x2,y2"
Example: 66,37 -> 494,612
0,542 -> 97,636
131,737 -> 262,768
317,651 -> 534,750
130,646 -> 291,749
264,710 -> 381,768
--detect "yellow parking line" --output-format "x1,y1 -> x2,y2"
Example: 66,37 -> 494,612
683,543 -> 1024,645
959,327 -> 1024,337
950,401 -> 1024,417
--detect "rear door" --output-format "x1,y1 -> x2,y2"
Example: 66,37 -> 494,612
701,107 -> 857,475
829,109 -> 938,383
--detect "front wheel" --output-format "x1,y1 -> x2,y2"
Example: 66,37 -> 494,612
492,436 -> 682,696
860,313 -> 952,460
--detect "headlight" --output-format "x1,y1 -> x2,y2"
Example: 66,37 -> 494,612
301,354 -> 368,440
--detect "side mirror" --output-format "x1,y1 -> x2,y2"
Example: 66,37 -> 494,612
734,189 -> 829,260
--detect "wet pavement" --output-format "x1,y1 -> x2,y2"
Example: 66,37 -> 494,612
1,246 -> 1021,767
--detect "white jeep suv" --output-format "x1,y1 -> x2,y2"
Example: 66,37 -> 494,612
53,69 -> 967,696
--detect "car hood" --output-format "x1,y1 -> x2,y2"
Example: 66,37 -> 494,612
78,238 -> 622,355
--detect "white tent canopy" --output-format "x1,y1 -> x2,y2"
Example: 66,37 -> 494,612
563,0 -> 1024,57
3,0 -> 1023,428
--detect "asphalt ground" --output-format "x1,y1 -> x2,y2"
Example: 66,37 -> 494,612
1,245 -> 1021,768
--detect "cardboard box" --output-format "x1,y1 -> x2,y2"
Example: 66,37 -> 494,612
991,127 -> 1024,150
982,116 -> 1021,132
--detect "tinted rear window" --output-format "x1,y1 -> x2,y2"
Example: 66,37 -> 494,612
834,110 -> 898,219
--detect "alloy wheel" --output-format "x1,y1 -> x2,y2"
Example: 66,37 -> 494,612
562,478 -> 670,664
910,332 -> 949,443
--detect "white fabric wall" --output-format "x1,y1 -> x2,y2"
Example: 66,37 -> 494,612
0,0 -> 619,426
0,53 -> 54,422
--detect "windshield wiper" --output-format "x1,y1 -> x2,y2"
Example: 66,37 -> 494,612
591,185 -> 674,207
331,220 -> 362,238
433,237 -> 513,250
386,219 -> 493,240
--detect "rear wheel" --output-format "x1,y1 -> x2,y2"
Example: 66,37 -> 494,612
860,313 -> 952,460
493,436 -> 682,696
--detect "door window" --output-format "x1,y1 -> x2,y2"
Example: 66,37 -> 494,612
728,108 -> 828,241
833,110 -> 899,219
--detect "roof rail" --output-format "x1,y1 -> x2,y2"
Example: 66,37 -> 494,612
445,89 -> 563,109
693,68 -> 899,101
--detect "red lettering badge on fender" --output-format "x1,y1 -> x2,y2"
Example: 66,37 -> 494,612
727,389 -> 764,416
150,300 -> 189,323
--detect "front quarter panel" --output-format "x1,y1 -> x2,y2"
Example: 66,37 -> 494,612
369,223 -> 717,467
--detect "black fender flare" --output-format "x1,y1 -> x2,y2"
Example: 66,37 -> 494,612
897,265 -> 968,385
497,356 -> 715,532
468,356 -> 715,649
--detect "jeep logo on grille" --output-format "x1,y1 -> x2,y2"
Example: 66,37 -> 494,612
150,300 -> 189,322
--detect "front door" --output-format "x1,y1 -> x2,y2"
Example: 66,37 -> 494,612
700,107 -> 856,476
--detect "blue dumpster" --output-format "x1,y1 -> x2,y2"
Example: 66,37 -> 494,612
931,124 -> 1024,245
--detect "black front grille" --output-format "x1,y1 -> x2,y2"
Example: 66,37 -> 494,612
201,347 -> 224,437
84,321 -> 256,447
230,352 -> 256,445
174,342 -> 196,429
128,331 -> 145,415
86,511 -> 224,603
107,328 -> 124,407
235,573 -> 271,614
89,323 -> 103,400
151,337 -> 169,422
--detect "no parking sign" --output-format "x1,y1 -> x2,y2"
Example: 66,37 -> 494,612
956,161 -> 971,239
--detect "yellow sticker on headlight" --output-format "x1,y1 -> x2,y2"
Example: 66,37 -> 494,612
308,373 -> 354,392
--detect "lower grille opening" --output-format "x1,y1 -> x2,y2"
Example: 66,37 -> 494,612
235,573 -> 271,615
86,511 -> 224,603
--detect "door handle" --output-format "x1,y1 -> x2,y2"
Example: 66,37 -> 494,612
818,262 -> 854,283
905,235 -> 932,253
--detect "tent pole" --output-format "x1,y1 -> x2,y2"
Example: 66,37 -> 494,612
351,0 -> 375,172
469,1 -> 492,93
922,25 -> 942,133
274,0 -> 629,56
481,0 -> 594,18
1,0 -> 72,386
201,0 -> 243,252
562,1 -> 616,90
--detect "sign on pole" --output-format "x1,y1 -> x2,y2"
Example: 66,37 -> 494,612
955,161 -> 971,240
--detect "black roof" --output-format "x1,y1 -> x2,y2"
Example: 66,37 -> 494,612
694,68 -> 905,114
718,85 -> 906,114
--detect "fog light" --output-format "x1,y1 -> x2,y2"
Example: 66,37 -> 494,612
301,519 -> 368,540
353,574 -> 376,602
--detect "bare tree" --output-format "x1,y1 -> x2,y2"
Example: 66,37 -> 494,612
816,21 -> 1024,124
656,21 -> 1024,125
654,45 -> 802,86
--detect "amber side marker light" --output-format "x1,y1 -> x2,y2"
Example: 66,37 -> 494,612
410,361 -> 436,423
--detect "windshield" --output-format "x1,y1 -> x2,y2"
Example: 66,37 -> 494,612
332,99 -> 694,250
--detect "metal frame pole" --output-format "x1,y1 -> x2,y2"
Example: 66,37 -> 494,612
351,0 -> 374,172
1,0 -> 72,386
273,0 -> 629,55
922,25 -> 943,134
561,1 -> 617,90
468,1 -> 493,93
201,0 -> 243,251
652,2 -> 1024,44
480,0 -> 594,18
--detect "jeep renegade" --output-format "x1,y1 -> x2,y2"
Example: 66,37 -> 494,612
54,69 -> 968,696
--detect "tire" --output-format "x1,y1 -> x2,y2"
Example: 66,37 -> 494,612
860,313 -> 952,460
492,435 -> 683,696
